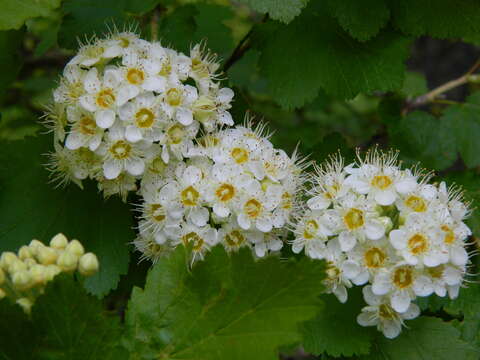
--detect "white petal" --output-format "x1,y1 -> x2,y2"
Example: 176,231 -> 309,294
413,276 -> 433,297
363,285 -> 381,306
79,95 -> 97,112
176,107 -> 193,126
65,132 -> 84,150
372,275 -> 390,295
357,311 -> 377,327
142,76 -> 166,92
218,111 -> 233,126
255,242 -> 267,257
213,203 -> 230,218
342,260 -> 361,279
338,232 -> 356,252
154,231 -> 166,244
116,85 -> 139,106
365,219 -> 385,240
395,177 -> 417,194
189,207 -> 209,227
451,246 -> 469,266
237,213 -> 251,230
307,195 -> 330,210
389,229 -> 406,250
374,189 -> 396,206
333,285 -> 348,303
125,125 -> 143,143
126,158 -> 145,176
390,291 -> 411,313
382,320 -> 402,339
95,109 -> 116,129
182,166 -> 202,186
256,218 -> 272,233
103,160 -> 122,179
217,87 -> 234,103
84,68 -> 100,93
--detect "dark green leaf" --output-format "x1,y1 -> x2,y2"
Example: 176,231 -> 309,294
237,0 -> 308,24
0,29 -> 24,95
124,245 -> 325,360
0,0 -> 61,30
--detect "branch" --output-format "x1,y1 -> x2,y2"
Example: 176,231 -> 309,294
403,58 -> 480,114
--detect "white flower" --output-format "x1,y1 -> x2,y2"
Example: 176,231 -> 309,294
118,92 -> 166,143
97,172 -> 137,202
161,83 -> 198,126
192,86 -> 234,131
291,210 -> 334,259
171,221 -> 218,264
250,230 -> 283,258
53,66 -> 87,104
357,285 -> 420,339
189,43 -> 220,92
159,121 -> 199,163
96,124 -> 147,179
396,182 -> 438,216
425,264 -> 464,298
217,220 -> 255,253
372,264 -> 433,313
68,38 -> 122,67
64,106 -> 104,151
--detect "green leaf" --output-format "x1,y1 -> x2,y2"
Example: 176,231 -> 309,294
0,0 -> 61,30
0,30 -> 24,94
124,245 -> 325,360
58,0 -> 131,50
0,276 -> 126,359
302,289 -> 376,357
258,4 -> 410,109
390,111 -> 457,171
400,71 -> 428,97
237,0 -> 307,24
125,0 -> 160,15
364,317 -> 479,360
326,0 -> 390,41
390,0 -> 480,39
441,93 -> 480,168
0,136 -> 132,297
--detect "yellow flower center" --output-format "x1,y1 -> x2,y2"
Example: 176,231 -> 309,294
149,157 -> 167,174
364,247 -> 386,268
244,199 -> 262,218
182,232 -> 204,251
109,140 -> 131,160
371,175 -> 392,190
191,58 -> 210,78
96,89 -> 116,108
405,195 -> 427,212
392,266 -> 413,289
303,220 -> 319,239
181,186 -> 199,206
230,147 -> 249,164
408,233 -> 428,255
343,208 -> 365,230
126,68 -> 145,85
166,88 -> 182,107
159,61 -> 172,76
326,261 -> 340,280
119,37 -> 130,48
135,108 -> 155,128
281,192 -> 292,210
78,115 -> 96,135
379,304 -> 397,320
215,183 -> 235,202
198,135 -> 219,148
428,265 -> 444,279
441,225 -> 456,245
166,124 -> 185,144
148,204 -> 166,222
68,81 -> 84,100
225,230 -> 245,247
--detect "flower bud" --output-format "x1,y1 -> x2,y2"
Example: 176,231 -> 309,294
29,239 -> 45,251
0,288 -> 5,299
12,270 -> 33,291
16,298 -> 33,314
18,246 -> 33,260
57,251 -> 78,272
44,265 -> 61,281
50,233 -> 68,250
24,258 -> 37,268
66,240 -> 84,257
78,253 -> 99,276
0,252 -> 17,270
379,216 -> 393,233
8,259 -> 28,273
37,247 -> 58,265
29,264 -> 47,285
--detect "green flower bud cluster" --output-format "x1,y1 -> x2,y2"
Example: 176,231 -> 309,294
0,233 -> 99,314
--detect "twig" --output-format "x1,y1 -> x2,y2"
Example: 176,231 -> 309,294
150,7 -> 160,41
403,58 -> 480,114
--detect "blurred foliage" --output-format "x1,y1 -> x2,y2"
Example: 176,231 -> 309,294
1,0 -> 480,359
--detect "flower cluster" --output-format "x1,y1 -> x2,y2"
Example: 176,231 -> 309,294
45,31 -> 233,200
292,150 -> 472,338
134,123 -> 307,263
0,233 -> 99,314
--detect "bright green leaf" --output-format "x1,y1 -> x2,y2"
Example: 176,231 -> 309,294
364,317 -> 478,360
302,289 -> 376,357
258,4 -> 410,109
0,136 -> 132,297
0,0 -> 61,30
390,0 -> 480,39
124,245 -> 325,360
401,71 -> 428,97
327,0 -> 390,41
237,0 -> 307,24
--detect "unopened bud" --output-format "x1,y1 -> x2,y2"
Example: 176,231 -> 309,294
50,233 -> 68,249
0,252 -> 17,269
12,270 -> 33,291
78,253 -> 99,276
57,251 -> 78,272
8,259 -> 27,273
29,264 -> 47,285
16,298 -> 33,314
28,240 -> 45,257
18,246 -> 33,260
24,258 -> 37,268
37,247 -> 58,265
0,288 -> 5,299
44,265 -> 61,281
66,240 -> 84,257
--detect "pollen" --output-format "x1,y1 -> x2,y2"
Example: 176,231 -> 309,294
191,57 -> 210,78
371,175 -> 392,190
405,195 -> 427,212
215,183 -> 235,202
244,198 -> 262,218
166,88 -> 182,107
364,247 -> 387,268
166,124 -> 185,144
181,186 -> 200,206
135,108 -> 155,128
148,204 -> 166,222
78,115 -> 97,135
225,230 -> 245,247
96,89 -> 116,108
326,261 -> 341,280
109,140 -> 131,160
343,208 -> 365,230
392,266 -> 413,289
303,220 -> 319,239
126,68 -> 145,85
182,232 -> 204,251
407,233 -> 428,255
379,304 -> 397,320
427,265 -> 444,279
441,225 -> 456,245
231,147 -> 249,164
281,192 -> 292,209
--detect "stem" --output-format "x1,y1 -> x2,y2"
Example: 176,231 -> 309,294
150,7 -> 160,42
